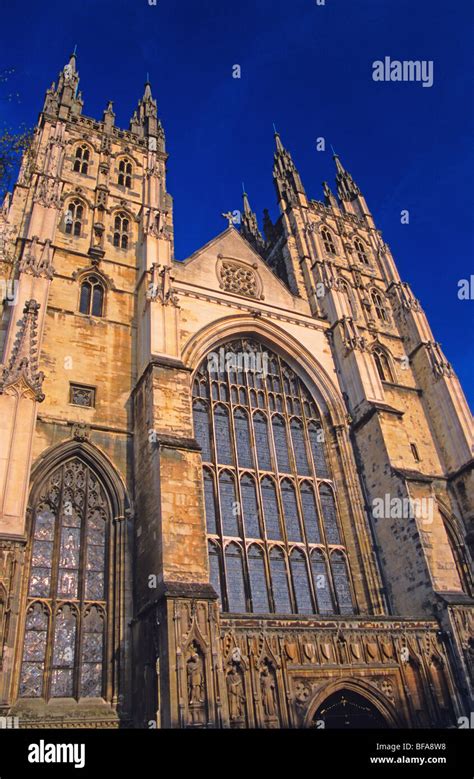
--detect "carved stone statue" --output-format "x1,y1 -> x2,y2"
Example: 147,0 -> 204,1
187,644 -> 204,705
226,666 -> 245,720
260,666 -> 276,717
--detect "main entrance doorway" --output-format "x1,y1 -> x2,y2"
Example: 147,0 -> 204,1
311,689 -> 389,729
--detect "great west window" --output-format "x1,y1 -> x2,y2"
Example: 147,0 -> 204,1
192,338 -> 354,616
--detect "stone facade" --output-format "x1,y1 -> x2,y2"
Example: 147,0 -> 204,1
0,54 -> 472,729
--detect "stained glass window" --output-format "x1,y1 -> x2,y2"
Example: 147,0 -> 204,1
234,409 -> 253,469
241,475 -> 260,538
19,458 -> 109,700
214,405 -> 233,465
272,415 -> 291,473
254,413 -> 272,471
261,478 -> 282,541
208,542 -> 222,603
320,484 -> 341,545
193,401 -> 212,462
219,471 -> 239,536
203,469 -> 217,534
331,551 -> 354,614
290,549 -> 314,614
281,480 -> 302,542
225,543 -> 246,613
270,548 -> 292,614
248,545 -> 269,613
311,550 -> 334,615
192,338 -> 354,615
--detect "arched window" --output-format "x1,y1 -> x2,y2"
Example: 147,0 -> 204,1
214,405 -> 233,465
219,471 -> 239,537
225,543 -> 246,612
65,199 -> 84,237
113,213 -> 130,249
19,458 -> 110,699
290,419 -> 311,475
192,338 -> 354,615
208,541 -> 222,603
79,275 -> 104,317
281,479 -> 302,542
373,347 -> 394,383
118,158 -> 133,188
234,409 -> 253,469
290,549 -> 314,614
330,551 -> 354,614
193,401 -> 212,462
261,477 -> 282,540
354,238 -> 369,264
321,227 -> 336,254
240,475 -> 260,538
248,545 -> 269,613
319,484 -> 341,545
272,415 -> 291,473
311,550 -> 334,614
300,481 -> 321,544
203,469 -> 217,534
73,144 -> 90,175
371,289 -> 389,323
269,547 -> 292,614
253,412 -> 272,471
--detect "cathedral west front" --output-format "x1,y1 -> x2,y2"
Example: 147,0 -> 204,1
0,53 -> 472,729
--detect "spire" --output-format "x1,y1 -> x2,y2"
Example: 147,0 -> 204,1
332,152 -> 361,202
240,189 -> 265,253
43,50 -> 81,118
272,130 -> 306,207
130,77 -> 165,151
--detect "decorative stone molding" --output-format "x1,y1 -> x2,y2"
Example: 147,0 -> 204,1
340,316 -> 367,352
216,255 -> 263,300
19,237 -> 55,279
0,299 -> 45,401
426,341 -> 453,378
146,263 -> 179,306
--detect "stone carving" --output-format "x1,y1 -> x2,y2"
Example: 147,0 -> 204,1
19,237 -> 55,279
147,263 -> 179,306
0,299 -> 45,401
260,663 -> 277,717
341,316 -> 367,352
426,341 -> 453,378
226,665 -> 245,720
187,643 -> 204,704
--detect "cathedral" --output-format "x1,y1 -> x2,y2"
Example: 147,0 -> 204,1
0,53 -> 472,729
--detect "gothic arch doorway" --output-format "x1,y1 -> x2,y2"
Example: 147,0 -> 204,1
311,689 -> 389,729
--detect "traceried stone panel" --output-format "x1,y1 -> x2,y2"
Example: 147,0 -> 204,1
192,338 -> 354,616
216,256 -> 263,299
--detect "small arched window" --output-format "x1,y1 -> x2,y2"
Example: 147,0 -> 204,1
65,199 -> 84,237
79,275 -> 104,317
371,289 -> 389,323
113,213 -> 130,250
73,144 -> 90,175
118,158 -> 133,188
321,227 -> 336,254
354,238 -> 369,264
373,347 -> 394,383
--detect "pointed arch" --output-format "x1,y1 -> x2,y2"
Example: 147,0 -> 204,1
19,440 -> 131,704
304,677 -> 406,729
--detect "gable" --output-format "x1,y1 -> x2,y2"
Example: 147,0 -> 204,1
173,227 -> 308,313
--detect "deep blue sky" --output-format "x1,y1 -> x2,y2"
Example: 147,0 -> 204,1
1,0 -> 473,407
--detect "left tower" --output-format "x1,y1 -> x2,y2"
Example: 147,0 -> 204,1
0,53 -> 170,726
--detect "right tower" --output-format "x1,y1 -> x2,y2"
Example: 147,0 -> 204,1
261,134 -> 474,708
